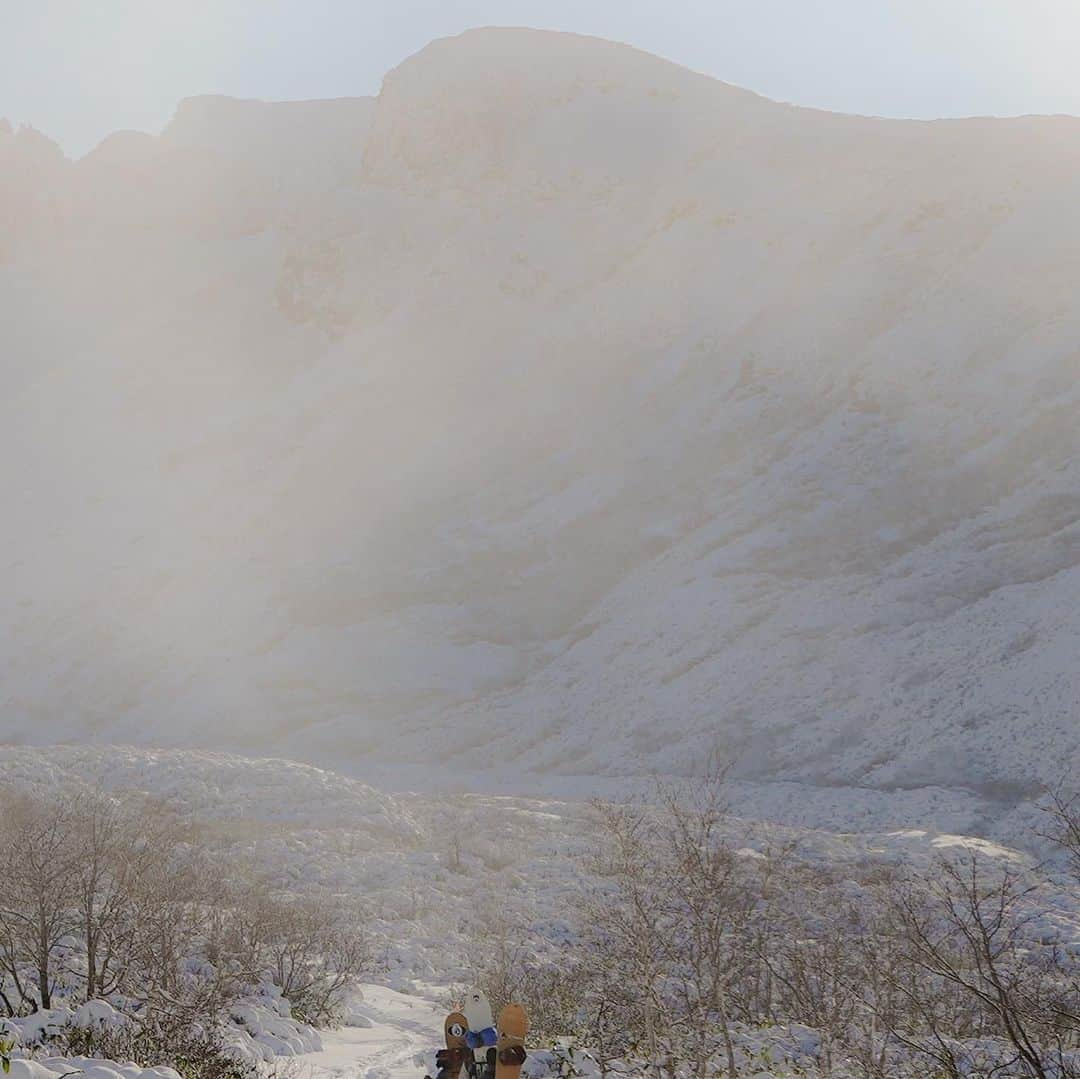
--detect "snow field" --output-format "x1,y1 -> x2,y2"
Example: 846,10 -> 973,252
2,747 -> 1080,1076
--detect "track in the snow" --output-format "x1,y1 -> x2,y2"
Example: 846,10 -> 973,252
298,986 -> 444,1079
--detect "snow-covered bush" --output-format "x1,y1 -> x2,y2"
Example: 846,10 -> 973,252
479,766 -> 1080,1079
0,783 -> 372,1077
222,889 -> 372,1026
54,1018 -> 259,1079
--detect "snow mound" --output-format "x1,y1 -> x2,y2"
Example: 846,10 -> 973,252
225,992 -> 323,1063
14,1063 -> 179,1079
0,746 -> 421,848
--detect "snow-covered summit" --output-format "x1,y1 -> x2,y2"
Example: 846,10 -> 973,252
362,27 -> 765,194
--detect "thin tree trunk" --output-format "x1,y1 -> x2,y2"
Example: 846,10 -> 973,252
715,990 -> 737,1079
86,920 -> 97,1001
37,950 -> 50,1010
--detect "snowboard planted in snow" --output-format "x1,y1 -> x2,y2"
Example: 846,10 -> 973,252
464,990 -> 498,1078
494,1003 -> 528,1079
431,1011 -> 471,1079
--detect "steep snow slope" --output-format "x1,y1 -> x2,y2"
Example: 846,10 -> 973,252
2,28 -> 1080,826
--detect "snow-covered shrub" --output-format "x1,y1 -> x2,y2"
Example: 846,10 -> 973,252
881,852 -> 1080,1079
531,766 -> 1080,1079
222,889 -> 373,1026
53,1019 -> 259,1079
0,782 -> 368,1074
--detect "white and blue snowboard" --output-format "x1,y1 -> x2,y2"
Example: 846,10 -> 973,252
463,990 -> 497,1076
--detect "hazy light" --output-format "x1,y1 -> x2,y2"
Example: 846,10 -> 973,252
3,0 -> 1080,156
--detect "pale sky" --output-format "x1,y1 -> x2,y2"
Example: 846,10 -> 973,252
5,0 -> 1080,157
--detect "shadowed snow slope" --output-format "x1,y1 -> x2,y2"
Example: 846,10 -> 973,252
3,28 -> 1079,822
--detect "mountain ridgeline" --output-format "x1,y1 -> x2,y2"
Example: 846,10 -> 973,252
3,28 -> 1079,826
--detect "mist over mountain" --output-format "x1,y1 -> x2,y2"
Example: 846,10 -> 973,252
3,28 -> 1078,828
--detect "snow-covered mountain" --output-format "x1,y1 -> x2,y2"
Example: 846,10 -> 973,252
3,28 -> 1079,825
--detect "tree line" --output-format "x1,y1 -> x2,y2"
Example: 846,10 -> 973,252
0,787 -> 371,1077
476,772 -> 1080,1079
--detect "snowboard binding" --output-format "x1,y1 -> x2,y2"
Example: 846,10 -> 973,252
498,1045 -> 527,1067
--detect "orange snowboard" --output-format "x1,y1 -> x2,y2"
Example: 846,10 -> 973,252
494,1003 -> 528,1079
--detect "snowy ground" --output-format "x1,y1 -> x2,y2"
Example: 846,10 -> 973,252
3,987 -> 444,1079
2,746 -> 1078,1078
297,986 -> 443,1079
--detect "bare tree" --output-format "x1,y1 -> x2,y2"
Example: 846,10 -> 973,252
70,788 -> 140,1001
78,795 -> 209,1006
129,834 -> 219,1005
761,881 -> 864,1074
0,792 -> 78,1010
226,889 -> 372,1025
1043,788 -> 1080,883
577,763 -> 755,1079
883,853 -> 1079,1079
